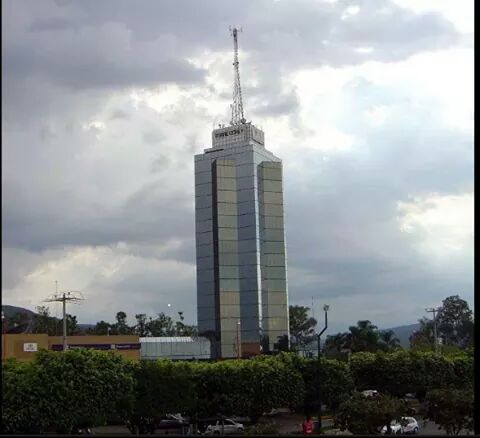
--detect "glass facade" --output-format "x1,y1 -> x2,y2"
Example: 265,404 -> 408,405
195,123 -> 289,358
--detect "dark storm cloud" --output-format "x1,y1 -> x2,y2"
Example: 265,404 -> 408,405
3,0 -> 458,113
2,0 -> 472,328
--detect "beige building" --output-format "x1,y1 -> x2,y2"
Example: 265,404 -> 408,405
1,334 -> 140,361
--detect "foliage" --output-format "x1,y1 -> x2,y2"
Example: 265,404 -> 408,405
192,355 -> 304,423
31,306 -> 80,336
3,311 -> 31,332
410,295 -> 474,350
134,314 -> 149,336
378,330 -> 401,352
113,311 -> 134,335
87,320 -> 111,335
437,295 -> 474,348
87,310 -> 198,337
326,320 -> 402,358
324,332 -> 351,359
424,388 -> 474,435
334,393 -> 405,435
1,349 -> 135,434
349,350 -> 473,399
126,360 -> 196,434
2,347 -> 473,434
289,305 -> 317,354
276,352 -> 353,414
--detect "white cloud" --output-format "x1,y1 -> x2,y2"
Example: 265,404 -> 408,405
397,193 -> 474,256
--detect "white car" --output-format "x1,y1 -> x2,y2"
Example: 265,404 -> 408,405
381,417 -> 419,435
203,418 -> 244,435
362,389 -> 379,398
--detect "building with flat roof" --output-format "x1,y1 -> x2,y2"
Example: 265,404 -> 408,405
194,28 -> 289,358
1,334 -> 141,361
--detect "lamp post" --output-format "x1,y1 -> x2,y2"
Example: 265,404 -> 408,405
316,305 -> 329,433
236,320 -> 242,359
2,311 -> 5,361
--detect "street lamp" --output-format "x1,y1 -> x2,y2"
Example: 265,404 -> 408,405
236,320 -> 242,359
1,311 -> 5,361
316,305 -> 329,433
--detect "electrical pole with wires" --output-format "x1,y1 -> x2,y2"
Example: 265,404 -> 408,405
425,307 -> 440,354
44,290 -> 84,352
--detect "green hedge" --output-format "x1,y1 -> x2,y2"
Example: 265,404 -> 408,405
349,350 -> 473,398
2,349 -> 473,434
2,349 -> 134,434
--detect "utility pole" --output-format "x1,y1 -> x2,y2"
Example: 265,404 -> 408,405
425,307 -> 440,354
317,305 -> 329,433
44,289 -> 84,352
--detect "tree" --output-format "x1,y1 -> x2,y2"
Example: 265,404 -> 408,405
409,317 -> 435,351
113,311 -> 133,335
349,320 -> 381,353
63,314 -> 80,336
2,349 -> 135,434
146,313 -> 175,337
4,312 -> 31,332
325,332 -> 351,359
88,320 -> 112,335
378,330 -> 401,352
424,388 -> 474,435
289,305 -> 317,355
134,314 -> 149,337
410,295 -> 474,350
437,295 -> 474,348
31,306 -> 56,335
335,393 -> 405,435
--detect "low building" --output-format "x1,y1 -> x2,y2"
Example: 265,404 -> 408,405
140,336 -> 211,360
1,334 -> 141,361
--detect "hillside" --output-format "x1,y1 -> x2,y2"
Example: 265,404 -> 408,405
1,305 -> 94,331
386,323 -> 421,349
2,304 -> 36,318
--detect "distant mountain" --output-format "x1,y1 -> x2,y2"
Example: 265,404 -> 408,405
2,305 -> 95,332
385,323 -> 421,349
2,305 -> 36,318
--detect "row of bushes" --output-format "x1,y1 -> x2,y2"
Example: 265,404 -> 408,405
2,349 -> 473,434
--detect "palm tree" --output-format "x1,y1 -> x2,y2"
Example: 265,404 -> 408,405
349,320 -> 380,353
325,332 -> 352,358
379,329 -> 402,352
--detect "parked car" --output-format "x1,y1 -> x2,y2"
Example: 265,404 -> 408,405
203,418 -> 244,435
381,417 -> 419,435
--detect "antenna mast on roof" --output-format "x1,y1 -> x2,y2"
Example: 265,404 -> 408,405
230,26 -> 246,125
44,288 -> 84,352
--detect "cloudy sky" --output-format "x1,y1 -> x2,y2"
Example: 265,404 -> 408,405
2,0 -> 473,333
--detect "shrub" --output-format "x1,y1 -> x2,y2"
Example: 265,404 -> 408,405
424,388 -> 474,435
2,349 -> 134,434
335,393 -> 405,435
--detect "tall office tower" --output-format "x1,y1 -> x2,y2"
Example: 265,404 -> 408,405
194,28 -> 289,358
